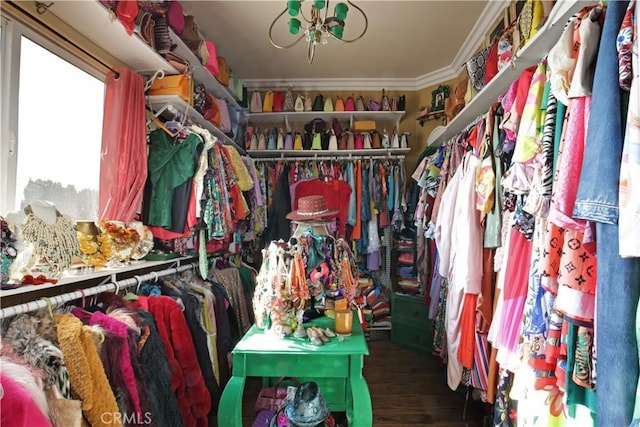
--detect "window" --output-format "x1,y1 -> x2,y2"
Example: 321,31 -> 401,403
1,19 -> 105,222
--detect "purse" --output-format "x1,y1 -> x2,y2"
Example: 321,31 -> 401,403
368,99 -> 381,111
335,96 -> 345,111
215,98 -> 231,133
294,95 -> 305,112
283,87 -> 295,112
466,46 -> 490,92
381,89 -> 390,111
215,56 -> 230,86
272,91 -> 284,112
162,51 -> 190,74
250,90 -> 263,113
324,96 -> 334,112
254,377 -> 300,413
167,0 -> 185,35
356,96 -> 367,111
312,93 -> 324,111
345,96 -> 355,111
148,73 -> 194,105
135,11 -> 155,50
263,91 -> 274,112
203,93 -> 220,126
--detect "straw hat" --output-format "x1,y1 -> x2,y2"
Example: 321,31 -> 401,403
286,195 -> 338,221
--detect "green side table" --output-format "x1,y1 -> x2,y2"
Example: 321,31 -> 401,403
217,315 -> 372,426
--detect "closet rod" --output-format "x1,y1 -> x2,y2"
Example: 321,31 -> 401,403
0,263 -> 195,320
253,155 -> 405,162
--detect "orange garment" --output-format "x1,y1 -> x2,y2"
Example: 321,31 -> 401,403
458,293 -> 479,369
476,248 -> 495,334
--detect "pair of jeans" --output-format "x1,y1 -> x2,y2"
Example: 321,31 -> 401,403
571,1 -> 640,425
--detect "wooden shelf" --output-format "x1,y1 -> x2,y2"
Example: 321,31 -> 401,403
427,0 -> 594,146
147,95 -> 246,155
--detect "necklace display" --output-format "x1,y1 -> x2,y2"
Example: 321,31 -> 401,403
20,206 -> 80,272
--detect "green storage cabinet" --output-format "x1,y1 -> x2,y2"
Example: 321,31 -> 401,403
391,292 -> 433,354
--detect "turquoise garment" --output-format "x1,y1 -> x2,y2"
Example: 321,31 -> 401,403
347,163 -> 357,226
147,129 -> 201,228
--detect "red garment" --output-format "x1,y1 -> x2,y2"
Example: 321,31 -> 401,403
131,296 -> 211,427
293,178 -> 352,237
458,293 -> 478,369
149,181 -> 198,239
0,375 -> 52,427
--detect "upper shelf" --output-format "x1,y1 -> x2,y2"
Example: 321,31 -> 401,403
147,94 -> 246,155
168,28 -> 244,110
246,110 -> 405,126
428,0 -> 594,146
48,1 -> 178,75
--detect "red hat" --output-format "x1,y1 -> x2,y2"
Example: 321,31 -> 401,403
286,195 -> 338,221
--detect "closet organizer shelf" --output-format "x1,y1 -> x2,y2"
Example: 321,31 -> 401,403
168,28 -> 243,109
0,256 -> 195,304
246,110 -> 405,126
47,0 -> 178,75
427,0 -> 593,147
147,94 -> 246,154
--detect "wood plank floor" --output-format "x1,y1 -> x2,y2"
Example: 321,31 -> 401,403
222,338 -> 491,426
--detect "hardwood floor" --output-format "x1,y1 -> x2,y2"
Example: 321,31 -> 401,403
227,338 -> 491,426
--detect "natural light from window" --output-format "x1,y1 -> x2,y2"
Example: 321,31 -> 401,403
16,36 -> 104,221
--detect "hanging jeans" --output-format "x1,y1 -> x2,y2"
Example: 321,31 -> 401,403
571,1 -> 640,425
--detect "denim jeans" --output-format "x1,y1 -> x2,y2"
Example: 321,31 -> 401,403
596,222 -> 640,427
571,1 -> 640,425
573,0 -> 627,224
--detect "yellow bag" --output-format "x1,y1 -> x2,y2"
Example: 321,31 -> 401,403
263,90 -> 274,112
215,56 -> 230,87
148,73 -> 194,106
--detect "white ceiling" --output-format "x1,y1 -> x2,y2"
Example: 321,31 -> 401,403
180,1 -> 507,89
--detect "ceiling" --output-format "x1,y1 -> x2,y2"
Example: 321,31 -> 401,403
180,1 -> 507,90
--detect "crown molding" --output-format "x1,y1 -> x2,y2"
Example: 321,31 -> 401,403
245,0 -> 509,92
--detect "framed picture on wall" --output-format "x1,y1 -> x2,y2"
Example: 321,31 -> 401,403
431,85 -> 450,112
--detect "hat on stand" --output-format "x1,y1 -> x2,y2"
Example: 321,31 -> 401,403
284,382 -> 330,427
286,195 -> 338,221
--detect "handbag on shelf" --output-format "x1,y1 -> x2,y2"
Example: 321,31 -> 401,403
283,87 -> 295,112
272,91 -> 284,112
162,50 -> 190,74
381,89 -> 390,111
203,93 -> 220,126
312,93 -> 324,111
250,90 -> 263,113
335,96 -> 345,111
323,96 -> 334,112
355,96 -> 367,111
135,11 -> 155,50
263,91 -> 274,112
148,72 -> 194,106
294,95 -> 305,112
215,56 -> 230,86
254,377 -> 300,413
466,46 -> 490,92
345,96 -> 355,111
166,0 -> 185,35
215,98 -> 231,133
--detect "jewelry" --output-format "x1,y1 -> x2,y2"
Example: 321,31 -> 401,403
20,206 -> 80,271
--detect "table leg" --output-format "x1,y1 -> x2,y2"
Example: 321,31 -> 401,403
347,356 -> 372,426
217,376 -> 246,427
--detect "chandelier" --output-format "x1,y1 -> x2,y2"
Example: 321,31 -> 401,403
268,0 -> 368,64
